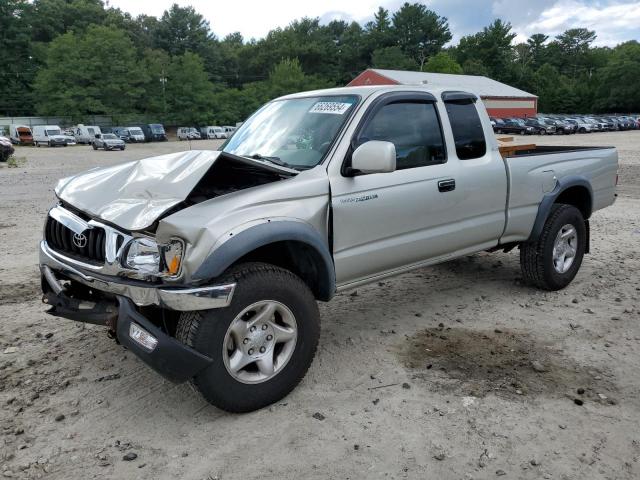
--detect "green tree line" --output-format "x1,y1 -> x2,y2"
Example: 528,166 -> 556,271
1,0 -> 639,125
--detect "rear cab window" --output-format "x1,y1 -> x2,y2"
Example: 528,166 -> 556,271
443,94 -> 487,160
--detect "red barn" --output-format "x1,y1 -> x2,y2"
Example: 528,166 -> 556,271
348,69 -> 538,118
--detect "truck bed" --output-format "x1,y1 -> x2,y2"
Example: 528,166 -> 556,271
500,145 -> 618,244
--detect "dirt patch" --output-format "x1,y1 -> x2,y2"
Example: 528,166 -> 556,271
400,327 -> 618,403
0,280 -> 41,305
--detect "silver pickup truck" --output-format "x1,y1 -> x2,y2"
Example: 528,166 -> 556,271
40,85 -> 618,412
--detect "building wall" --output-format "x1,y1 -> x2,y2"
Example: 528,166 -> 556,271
482,98 -> 538,118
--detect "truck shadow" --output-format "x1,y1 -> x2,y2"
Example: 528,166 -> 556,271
398,326 -> 619,403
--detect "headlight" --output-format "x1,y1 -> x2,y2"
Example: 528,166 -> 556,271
124,238 -> 184,277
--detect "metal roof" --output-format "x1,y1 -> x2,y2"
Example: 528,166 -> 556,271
368,69 -> 537,99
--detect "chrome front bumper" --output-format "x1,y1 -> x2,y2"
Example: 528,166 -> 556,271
40,241 -> 235,311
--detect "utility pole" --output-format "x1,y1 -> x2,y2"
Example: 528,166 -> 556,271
160,72 -> 167,122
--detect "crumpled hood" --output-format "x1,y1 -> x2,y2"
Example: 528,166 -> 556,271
55,150 -> 222,231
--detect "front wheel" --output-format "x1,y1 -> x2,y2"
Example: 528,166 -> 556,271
176,262 -> 320,412
520,204 -> 586,290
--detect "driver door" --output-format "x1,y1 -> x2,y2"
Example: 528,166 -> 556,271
330,93 -> 460,285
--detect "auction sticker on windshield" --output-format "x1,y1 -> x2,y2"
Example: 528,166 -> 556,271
309,102 -> 353,115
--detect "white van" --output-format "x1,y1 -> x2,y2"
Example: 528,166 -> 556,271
177,127 -> 201,140
204,126 -> 227,139
9,124 -> 34,145
32,125 -> 75,147
74,125 -> 101,144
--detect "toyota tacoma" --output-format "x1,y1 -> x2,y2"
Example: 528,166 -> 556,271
40,85 -> 618,412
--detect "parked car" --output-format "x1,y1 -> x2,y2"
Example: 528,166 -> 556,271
92,133 -> 126,151
617,116 -> 637,130
74,125 -> 102,144
495,118 -> 535,135
40,85 -> 618,412
134,124 -> 168,142
593,117 -> 615,131
0,135 -> 14,161
114,127 -> 145,143
549,118 -> 576,134
203,126 -> 228,139
222,126 -> 236,136
599,116 -> 621,131
33,125 -> 76,147
564,118 -> 593,133
525,118 -> 556,135
583,117 -> 606,131
9,124 -> 34,145
177,127 -> 202,141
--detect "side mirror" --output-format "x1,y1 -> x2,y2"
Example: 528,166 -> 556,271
350,140 -> 396,175
95,134 -> 100,138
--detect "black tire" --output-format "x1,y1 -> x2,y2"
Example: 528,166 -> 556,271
540,129 -> 546,135
520,204 -> 586,291
176,262 -> 320,412
92,143 -> 98,150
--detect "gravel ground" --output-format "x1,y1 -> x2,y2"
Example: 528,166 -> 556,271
1,132 -> 639,480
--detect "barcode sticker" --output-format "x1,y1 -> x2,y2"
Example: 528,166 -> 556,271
309,102 -> 353,115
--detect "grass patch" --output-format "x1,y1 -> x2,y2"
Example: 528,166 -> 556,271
6,155 -> 27,168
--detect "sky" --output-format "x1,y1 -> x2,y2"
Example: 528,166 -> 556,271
107,0 -> 640,47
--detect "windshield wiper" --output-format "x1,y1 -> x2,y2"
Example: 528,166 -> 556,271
248,153 -> 293,169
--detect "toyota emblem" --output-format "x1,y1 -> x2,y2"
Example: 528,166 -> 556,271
73,232 -> 88,248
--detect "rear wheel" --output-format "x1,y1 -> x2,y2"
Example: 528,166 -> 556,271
520,204 -> 586,291
176,262 -> 320,412
540,129 -> 546,135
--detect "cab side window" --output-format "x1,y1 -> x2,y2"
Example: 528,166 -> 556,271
444,100 -> 487,160
358,101 -> 446,170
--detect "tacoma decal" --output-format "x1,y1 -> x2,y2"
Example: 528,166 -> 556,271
339,193 -> 379,204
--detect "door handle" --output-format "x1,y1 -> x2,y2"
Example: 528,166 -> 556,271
438,179 -> 456,192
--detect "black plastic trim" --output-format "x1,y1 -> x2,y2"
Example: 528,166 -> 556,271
42,277 -> 214,383
116,297 -> 214,383
193,221 -> 336,301
441,91 -> 478,103
528,176 -> 593,242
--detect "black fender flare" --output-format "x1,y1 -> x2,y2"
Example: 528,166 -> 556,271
193,221 -> 336,301
528,175 -> 593,243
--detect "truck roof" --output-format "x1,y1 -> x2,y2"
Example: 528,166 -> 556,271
277,84 -> 478,102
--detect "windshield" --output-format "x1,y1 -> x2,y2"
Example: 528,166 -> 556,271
129,128 -> 143,135
223,95 -> 359,170
46,128 -> 61,136
103,134 -> 117,139
150,124 -> 164,134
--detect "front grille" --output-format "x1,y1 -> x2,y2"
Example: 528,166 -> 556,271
45,216 -> 106,264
